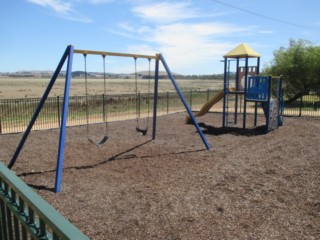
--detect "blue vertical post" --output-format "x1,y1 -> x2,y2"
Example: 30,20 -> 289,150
253,57 -> 261,126
55,45 -> 74,192
278,76 -> 284,126
234,58 -> 239,125
152,55 -> 160,140
222,58 -> 228,128
243,57 -> 249,129
159,54 -> 211,150
8,46 -> 70,169
265,76 -> 272,133
254,102 -> 258,126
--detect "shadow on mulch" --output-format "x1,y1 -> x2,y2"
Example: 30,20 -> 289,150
19,139 -> 206,192
27,184 -> 55,192
198,122 -> 267,136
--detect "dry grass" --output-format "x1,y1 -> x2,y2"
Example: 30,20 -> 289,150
0,77 -> 224,99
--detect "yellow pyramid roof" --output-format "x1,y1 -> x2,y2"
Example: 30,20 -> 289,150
224,43 -> 261,58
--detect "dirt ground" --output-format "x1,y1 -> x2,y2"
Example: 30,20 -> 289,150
1,112 -> 319,240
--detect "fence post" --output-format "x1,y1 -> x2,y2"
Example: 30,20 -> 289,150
166,91 -> 169,114
299,95 -> 303,116
102,94 -> 105,122
207,89 -> 210,101
190,90 -> 192,108
138,92 -> 141,118
57,96 -> 60,127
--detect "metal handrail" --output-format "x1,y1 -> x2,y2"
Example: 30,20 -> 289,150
0,162 -> 89,240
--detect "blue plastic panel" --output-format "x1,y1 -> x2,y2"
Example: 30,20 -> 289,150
246,76 -> 269,101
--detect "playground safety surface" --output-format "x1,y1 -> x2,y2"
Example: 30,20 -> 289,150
1,112 -> 320,239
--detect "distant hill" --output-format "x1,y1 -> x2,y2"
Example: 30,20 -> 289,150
1,70 -> 224,80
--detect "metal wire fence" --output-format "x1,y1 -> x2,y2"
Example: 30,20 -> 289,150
0,90 -> 319,134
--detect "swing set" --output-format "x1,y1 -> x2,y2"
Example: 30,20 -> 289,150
8,45 -> 211,192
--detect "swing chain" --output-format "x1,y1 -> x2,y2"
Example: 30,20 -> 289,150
134,57 -> 151,136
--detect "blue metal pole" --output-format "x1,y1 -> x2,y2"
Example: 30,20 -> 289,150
254,102 -> 258,126
243,57 -> 249,129
278,76 -> 284,126
159,54 -> 211,150
234,58 -> 239,125
152,56 -> 160,140
8,46 -> 71,169
254,57 -> 261,127
265,76 -> 272,133
55,45 -> 74,192
222,58 -> 228,128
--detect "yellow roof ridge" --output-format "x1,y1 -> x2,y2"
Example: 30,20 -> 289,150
224,43 -> 261,58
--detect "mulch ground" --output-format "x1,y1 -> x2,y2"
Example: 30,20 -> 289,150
1,112 -> 320,240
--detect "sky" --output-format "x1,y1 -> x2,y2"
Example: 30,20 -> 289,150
1,0 -> 320,74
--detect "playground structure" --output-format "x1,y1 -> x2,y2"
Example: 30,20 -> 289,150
187,43 -> 284,132
223,43 -> 284,131
7,45 -> 211,193
7,44 -> 284,193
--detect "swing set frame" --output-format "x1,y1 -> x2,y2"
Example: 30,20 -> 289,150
7,45 -> 211,193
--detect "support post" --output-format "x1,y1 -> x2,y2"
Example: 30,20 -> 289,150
254,102 -> 258,126
8,46 -> 71,169
265,76 -> 272,133
234,58 -> 240,125
54,45 -> 74,192
243,57 -> 249,129
222,58 -> 228,128
166,91 -> 169,114
160,54 -> 211,150
278,76 -> 284,126
152,55 -> 160,140
254,57 -> 261,127
57,96 -> 61,128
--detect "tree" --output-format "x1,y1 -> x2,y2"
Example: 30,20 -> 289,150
262,39 -> 320,103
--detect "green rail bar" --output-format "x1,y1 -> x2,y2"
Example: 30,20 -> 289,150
0,162 -> 89,240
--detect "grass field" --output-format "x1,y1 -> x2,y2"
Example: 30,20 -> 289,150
0,77 -> 224,99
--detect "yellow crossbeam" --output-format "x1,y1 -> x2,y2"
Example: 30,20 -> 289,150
74,49 -> 160,60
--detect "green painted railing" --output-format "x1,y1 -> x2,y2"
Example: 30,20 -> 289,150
0,162 -> 89,240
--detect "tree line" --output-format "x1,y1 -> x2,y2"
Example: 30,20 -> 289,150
262,39 -> 320,103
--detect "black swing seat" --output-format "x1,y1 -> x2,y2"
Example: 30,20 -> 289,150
136,127 -> 148,136
88,135 -> 108,147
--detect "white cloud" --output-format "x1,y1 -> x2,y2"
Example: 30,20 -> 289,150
127,44 -> 157,56
147,23 -> 249,73
123,1 -> 257,73
88,0 -> 114,4
117,21 -> 252,73
258,30 -> 274,34
27,0 -> 92,23
104,2 -> 257,73
27,0 -> 72,14
118,22 -> 152,34
132,2 -> 201,23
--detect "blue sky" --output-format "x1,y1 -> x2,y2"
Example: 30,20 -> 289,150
1,0 -> 320,74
